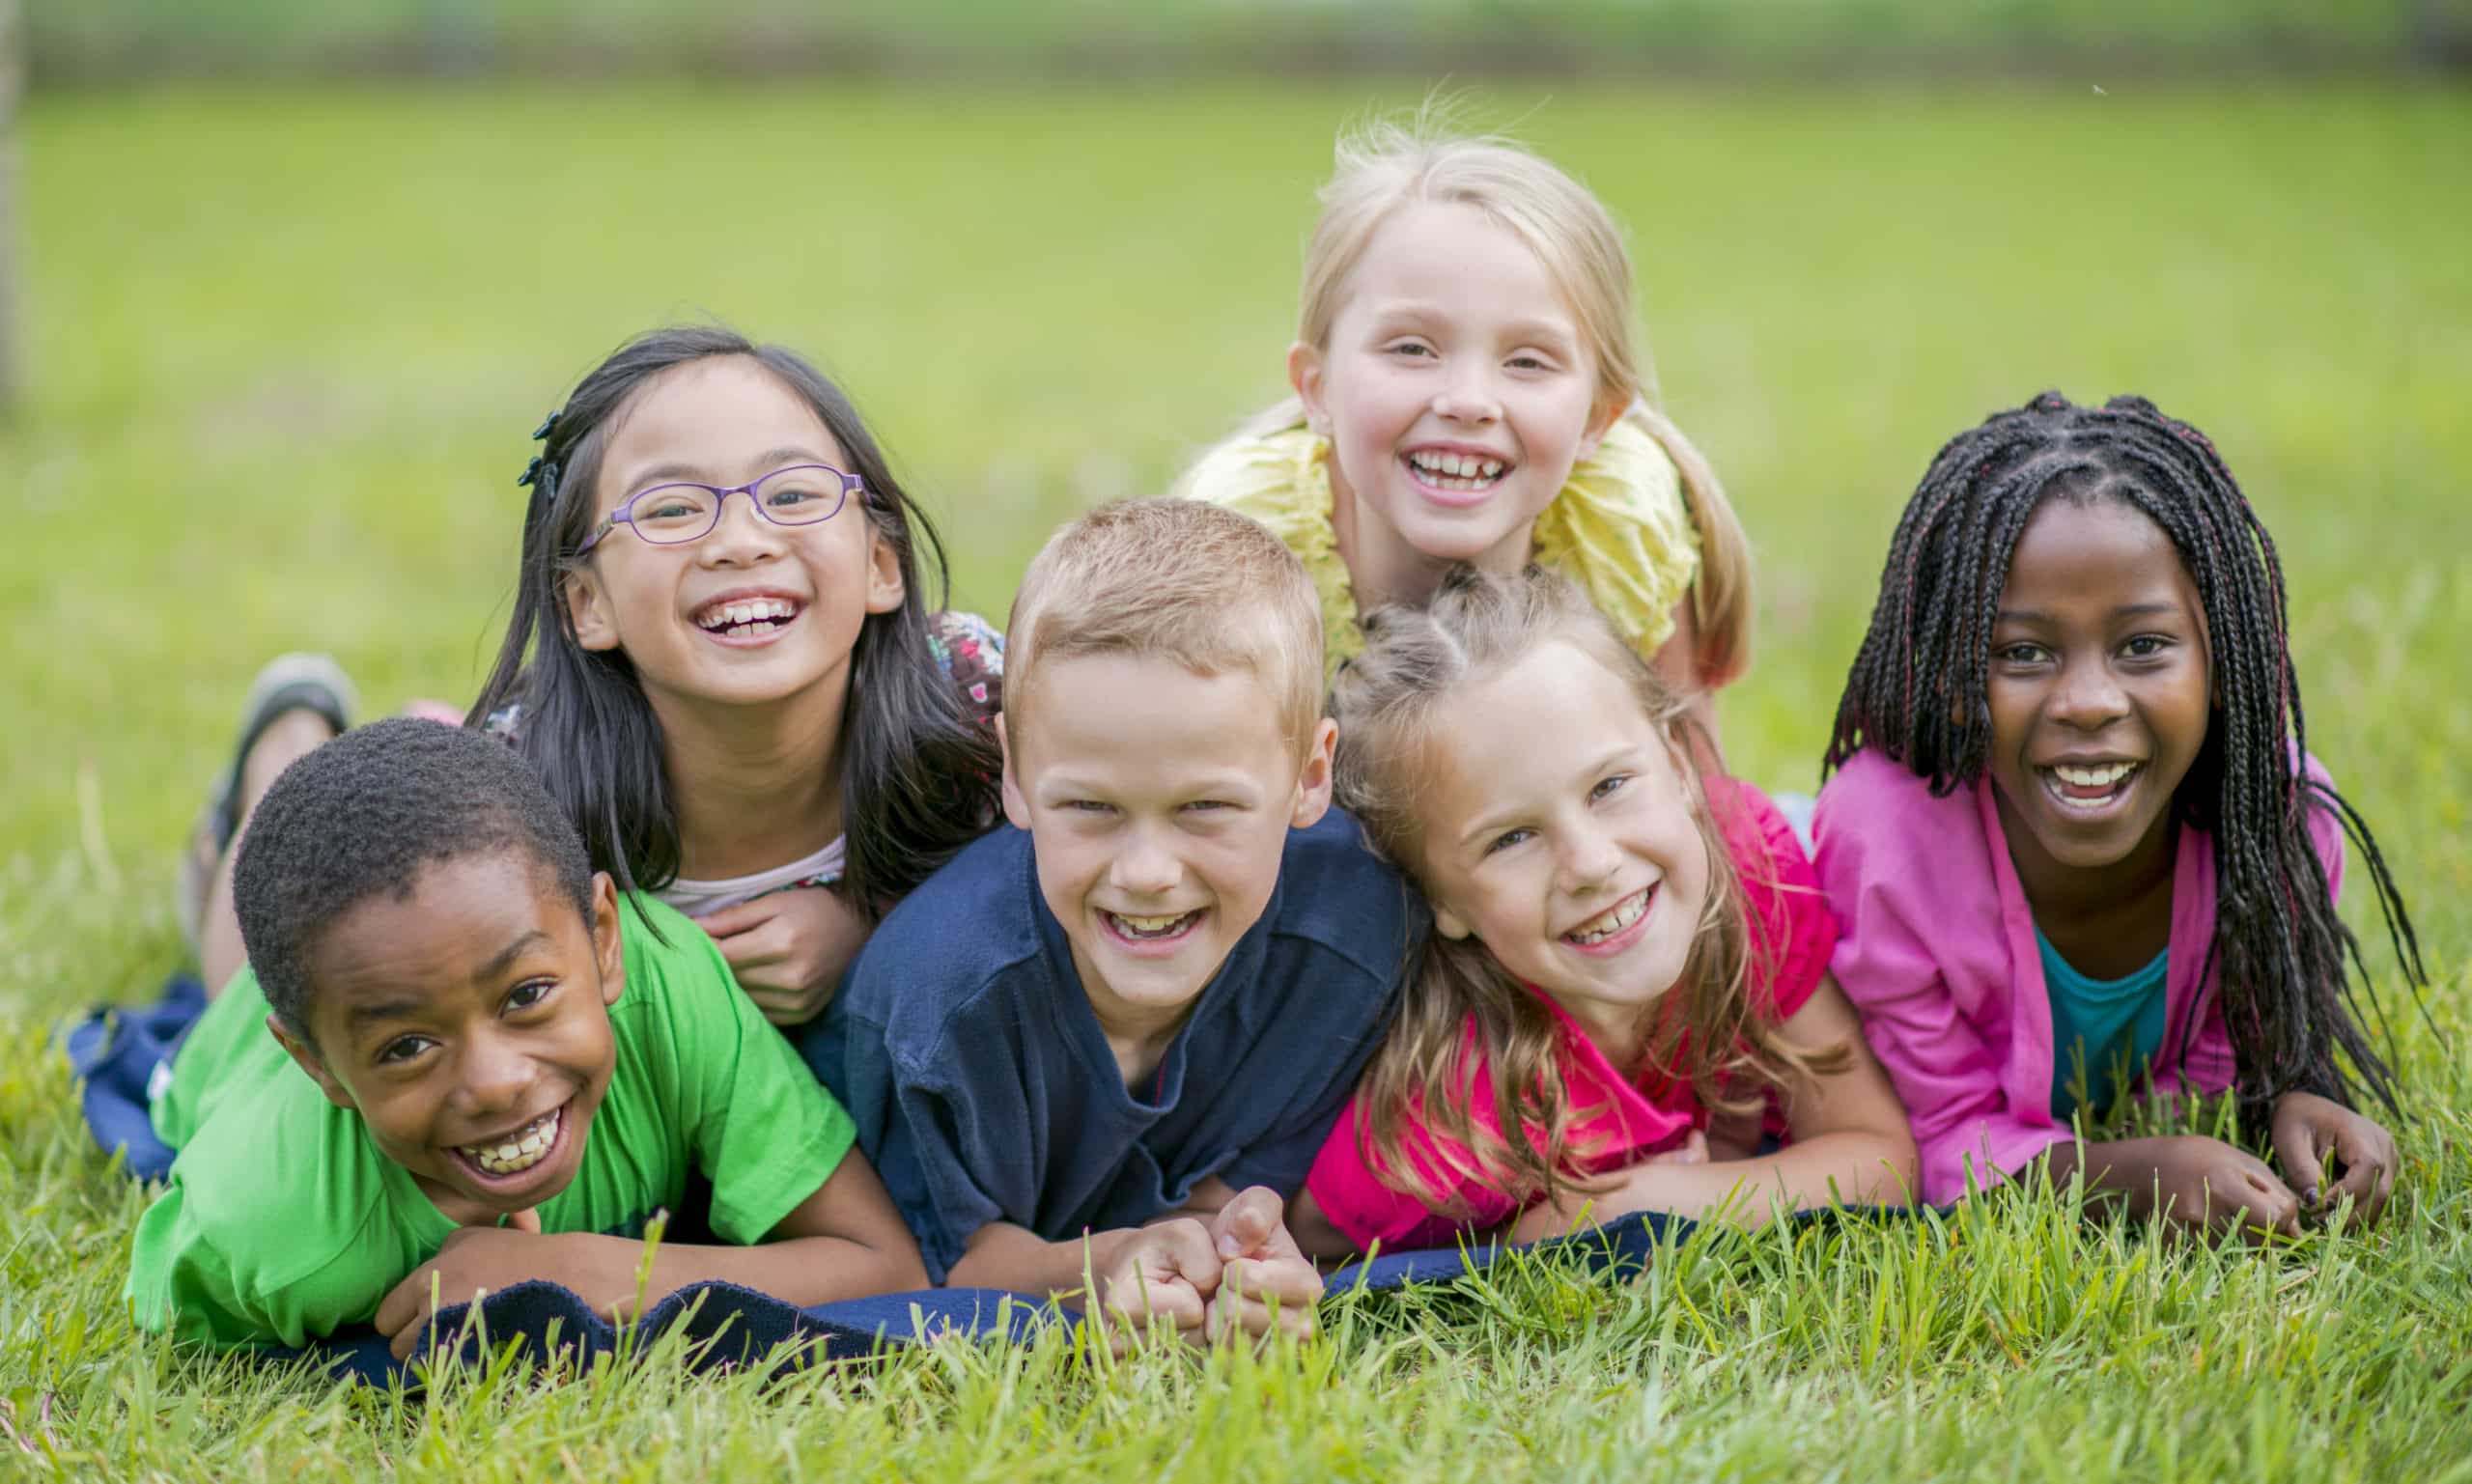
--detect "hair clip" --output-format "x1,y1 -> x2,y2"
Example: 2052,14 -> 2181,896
519,455 -> 560,497
531,408 -> 563,442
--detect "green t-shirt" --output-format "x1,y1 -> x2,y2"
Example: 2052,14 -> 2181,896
126,893 -> 856,1349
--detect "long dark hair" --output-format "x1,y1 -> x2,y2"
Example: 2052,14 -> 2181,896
1823,391 -> 2423,1120
468,323 -> 1001,916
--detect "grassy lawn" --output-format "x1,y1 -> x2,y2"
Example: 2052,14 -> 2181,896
3,80 -> 2468,1479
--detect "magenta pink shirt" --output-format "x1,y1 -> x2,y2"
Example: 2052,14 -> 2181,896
1812,748 -> 2346,1207
1305,783 -> 1840,1253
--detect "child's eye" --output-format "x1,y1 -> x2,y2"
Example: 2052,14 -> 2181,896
1384,340 -> 1437,360
1064,799 -> 1116,816
1506,352 -> 1555,372
505,979 -> 556,1014
1994,641 -> 2049,665
1181,799 -> 1232,814
1485,827 -> 1533,855
1590,773 -> 1630,801
765,483 -> 830,511
2121,634 -> 2173,659
375,1035 -> 435,1067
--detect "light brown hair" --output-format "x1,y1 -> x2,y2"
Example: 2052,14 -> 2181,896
1194,115 -> 1755,686
1333,565 -> 1835,1214
1005,499 -> 1324,755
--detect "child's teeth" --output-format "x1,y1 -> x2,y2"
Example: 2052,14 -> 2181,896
2054,762 -> 2134,787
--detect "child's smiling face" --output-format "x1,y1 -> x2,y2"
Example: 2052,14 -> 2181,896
1000,652 -> 1335,1048
564,354 -> 905,715
1291,201 -> 1614,574
1412,640 -> 1710,1042
273,854 -> 626,1224
1985,493 -> 2213,880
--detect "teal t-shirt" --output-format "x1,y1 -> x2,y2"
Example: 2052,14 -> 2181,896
2037,929 -> 2168,1123
127,893 -> 856,1348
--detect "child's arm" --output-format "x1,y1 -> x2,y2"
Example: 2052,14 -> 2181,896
2269,1090 -> 2397,1226
1510,977 -> 1918,1242
376,1154 -> 928,1359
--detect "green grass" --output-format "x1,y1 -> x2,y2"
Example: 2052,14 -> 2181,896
4,80 -> 2470,1479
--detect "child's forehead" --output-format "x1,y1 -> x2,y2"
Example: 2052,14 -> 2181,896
1015,652 -> 1299,780
303,854 -> 589,1013
602,357 -> 842,480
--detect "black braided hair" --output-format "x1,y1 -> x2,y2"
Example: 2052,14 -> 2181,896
1824,391 -> 2423,1120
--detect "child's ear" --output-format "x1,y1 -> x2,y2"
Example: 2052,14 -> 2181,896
1432,902 -> 1474,941
997,714 -> 1033,831
863,526 -> 906,616
1287,342 -> 1332,437
268,1015 -> 355,1112
1289,716 -> 1338,828
1577,391 -> 1626,462
566,569 -> 620,653
589,871 -> 627,1008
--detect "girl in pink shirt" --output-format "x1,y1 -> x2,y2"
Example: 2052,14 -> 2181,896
1292,568 -> 1915,1258
1816,392 -> 2424,1235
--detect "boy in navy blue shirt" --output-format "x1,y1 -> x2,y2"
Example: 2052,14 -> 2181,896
811,500 -> 1414,1345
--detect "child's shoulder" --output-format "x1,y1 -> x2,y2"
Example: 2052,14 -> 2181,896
1263,808 -> 1419,971
1813,748 -> 1986,856
839,826 -> 1045,1024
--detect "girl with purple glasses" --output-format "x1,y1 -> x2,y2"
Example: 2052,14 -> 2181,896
184,325 -> 1004,1036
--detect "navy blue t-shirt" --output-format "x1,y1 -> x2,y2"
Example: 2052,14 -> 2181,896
807,808 -> 1417,1282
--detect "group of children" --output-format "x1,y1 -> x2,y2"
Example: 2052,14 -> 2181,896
113,122 -> 2420,1358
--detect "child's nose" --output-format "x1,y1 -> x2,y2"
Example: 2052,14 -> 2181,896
2049,656 -> 2131,729
458,1031 -> 534,1114
1110,828 -> 1183,896
1556,828 -> 1622,889
697,490 -> 787,563
1431,367 -> 1502,425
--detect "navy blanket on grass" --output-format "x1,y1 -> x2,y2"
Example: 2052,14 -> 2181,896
69,974 -> 1898,1385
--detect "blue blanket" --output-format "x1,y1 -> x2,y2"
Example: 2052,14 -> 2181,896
70,975 -> 1887,1385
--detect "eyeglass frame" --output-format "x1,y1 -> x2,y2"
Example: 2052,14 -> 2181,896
574,463 -> 867,557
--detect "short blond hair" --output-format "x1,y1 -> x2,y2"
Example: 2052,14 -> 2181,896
1005,499 -> 1324,755
1191,115 -> 1756,688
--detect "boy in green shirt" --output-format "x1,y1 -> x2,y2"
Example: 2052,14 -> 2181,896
127,719 -> 927,1354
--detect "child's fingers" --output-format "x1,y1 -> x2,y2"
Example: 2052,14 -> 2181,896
2233,1168 -> 2303,1244
1211,1186 -> 1285,1259
1220,1254 -> 1324,1310
2271,1117 -> 2326,1207
693,900 -> 777,939
375,1261 -> 439,1343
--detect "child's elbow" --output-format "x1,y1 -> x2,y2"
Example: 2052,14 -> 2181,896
1871,1126 -> 1922,1209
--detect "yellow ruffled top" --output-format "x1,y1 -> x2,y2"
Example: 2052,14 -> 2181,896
1186,415 -> 1701,678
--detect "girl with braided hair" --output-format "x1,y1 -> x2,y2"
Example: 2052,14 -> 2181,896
1814,391 -> 2423,1237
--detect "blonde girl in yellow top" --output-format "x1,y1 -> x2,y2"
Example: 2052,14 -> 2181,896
1179,121 -> 1754,718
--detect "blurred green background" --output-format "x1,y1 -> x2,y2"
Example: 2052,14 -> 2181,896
0,8 -> 2468,1475
2,8 -> 2465,1022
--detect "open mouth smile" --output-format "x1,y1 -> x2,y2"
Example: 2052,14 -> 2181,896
451,1101 -> 568,1183
1099,908 -> 1205,948
1403,448 -> 1511,501
1562,884 -> 1657,955
2036,760 -> 2144,815
691,595 -> 805,642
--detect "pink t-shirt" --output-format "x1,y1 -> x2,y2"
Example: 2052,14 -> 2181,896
1305,783 -> 1840,1253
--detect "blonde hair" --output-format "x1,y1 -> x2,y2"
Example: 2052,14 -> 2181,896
1198,117 -> 1755,687
1333,566 -> 1835,1214
1006,499 -> 1324,755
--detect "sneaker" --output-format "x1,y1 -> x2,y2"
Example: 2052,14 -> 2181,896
178,654 -> 358,952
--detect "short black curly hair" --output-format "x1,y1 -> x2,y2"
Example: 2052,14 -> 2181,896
232,716 -> 596,1041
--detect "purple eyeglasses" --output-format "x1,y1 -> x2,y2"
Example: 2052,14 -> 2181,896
576,463 -> 865,556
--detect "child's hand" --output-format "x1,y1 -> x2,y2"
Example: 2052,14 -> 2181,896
2134,1135 -> 2305,1243
1090,1219 -> 1221,1354
1202,1186 -> 1324,1344
2270,1090 -> 2398,1228
695,886 -> 872,1025
377,1219 -> 651,1360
